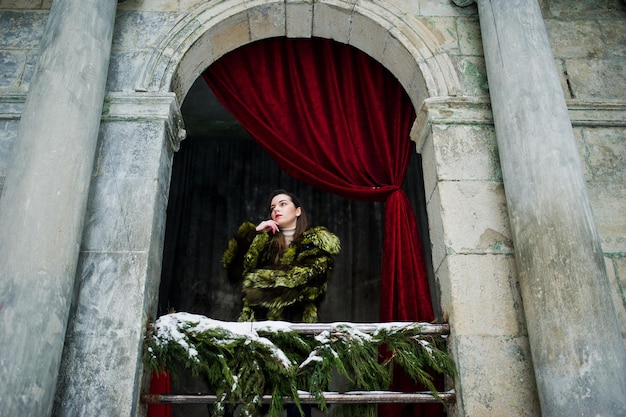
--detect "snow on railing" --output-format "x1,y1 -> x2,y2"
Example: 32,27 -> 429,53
141,315 -> 455,407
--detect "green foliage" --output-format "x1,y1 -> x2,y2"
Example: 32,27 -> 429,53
144,313 -> 455,417
375,326 -> 456,399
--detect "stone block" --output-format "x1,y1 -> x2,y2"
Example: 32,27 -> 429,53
382,35 -> 420,93
74,251 -> 149,334
0,119 -> 18,174
384,0 -> 419,16
112,11 -> 180,51
405,69 -> 430,113
172,33 -> 214,96
178,0 -> 202,11
419,0 -> 478,17
542,0 -> 626,19
0,0 -> 42,8
93,122 -> 166,178
565,58 -> 626,99
195,1 -> 250,26
606,256 -> 626,339
426,184 -> 446,271
601,20 -> 626,58
415,16 -> 458,54
572,128 -> 593,180
312,2 -> 351,43
286,0 -> 313,38
450,335 -> 540,417
430,124 -> 501,182
429,52 -> 464,97
348,10 -> 390,63
554,58 -> 572,99
545,19 -> 605,59
249,3 -> 286,41
20,50 -> 37,89
588,182 -> 626,254
449,54 -> 488,97
146,183 -> 169,314
210,12 -> 251,62
0,50 -> 26,89
117,0 -> 179,12
106,51 -> 149,92
81,176 -> 161,252
0,11 -> 46,49
436,180 -> 513,256
583,127 -> 626,184
54,251 -> 150,416
420,130 -> 438,204
156,139 -> 175,199
388,14 -> 437,62
438,253 -> 524,337
455,16 -> 483,56
81,116 -> 175,252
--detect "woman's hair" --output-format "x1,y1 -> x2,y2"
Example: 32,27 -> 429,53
265,189 -> 308,250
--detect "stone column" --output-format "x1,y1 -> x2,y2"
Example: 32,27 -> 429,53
0,1 -> 117,416
456,0 -> 626,415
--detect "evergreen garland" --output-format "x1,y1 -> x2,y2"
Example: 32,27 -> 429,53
145,313 -> 455,417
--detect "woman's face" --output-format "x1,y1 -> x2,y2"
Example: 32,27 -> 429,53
269,194 -> 301,229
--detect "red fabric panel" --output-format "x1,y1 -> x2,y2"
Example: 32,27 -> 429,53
146,371 -> 171,417
203,37 -> 411,201
381,190 -> 434,322
204,37 -> 440,416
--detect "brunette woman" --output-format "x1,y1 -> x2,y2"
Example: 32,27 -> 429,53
223,189 -> 340,323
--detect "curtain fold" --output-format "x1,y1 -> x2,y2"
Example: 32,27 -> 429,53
203,37 -> 434,324
381,189 -> 434,321
147,371 -> 171,417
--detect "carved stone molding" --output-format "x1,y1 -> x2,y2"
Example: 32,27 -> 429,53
136,0 -> 463,103
102,92 -> 186,151
410,96 -> 626,152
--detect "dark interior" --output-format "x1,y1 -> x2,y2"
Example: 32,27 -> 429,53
155,77 -> 437,415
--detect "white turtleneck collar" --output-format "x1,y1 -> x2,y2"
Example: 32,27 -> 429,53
282,227 -> 296,245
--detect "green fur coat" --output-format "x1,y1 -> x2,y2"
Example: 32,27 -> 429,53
222,222 -> 341,323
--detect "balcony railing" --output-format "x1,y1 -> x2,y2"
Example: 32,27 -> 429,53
142,314 -> 455,410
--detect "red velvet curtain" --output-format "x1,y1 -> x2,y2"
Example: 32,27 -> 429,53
203,37 -> 434,323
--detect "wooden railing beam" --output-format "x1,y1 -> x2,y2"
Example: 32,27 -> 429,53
141,391 -> 456,405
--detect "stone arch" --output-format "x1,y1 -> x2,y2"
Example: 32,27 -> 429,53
136,0 -> 461,108
143,0 -> 461,324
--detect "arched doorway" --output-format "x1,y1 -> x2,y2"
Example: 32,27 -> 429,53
136,2 -> 461,328
141,4 -> 462,415
153,36 -> 437,417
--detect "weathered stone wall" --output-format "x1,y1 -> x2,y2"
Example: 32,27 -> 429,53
0,0 -> 623,416
0,5 -> 47,197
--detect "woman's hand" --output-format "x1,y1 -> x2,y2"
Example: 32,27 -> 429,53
256,219 -> 279,234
